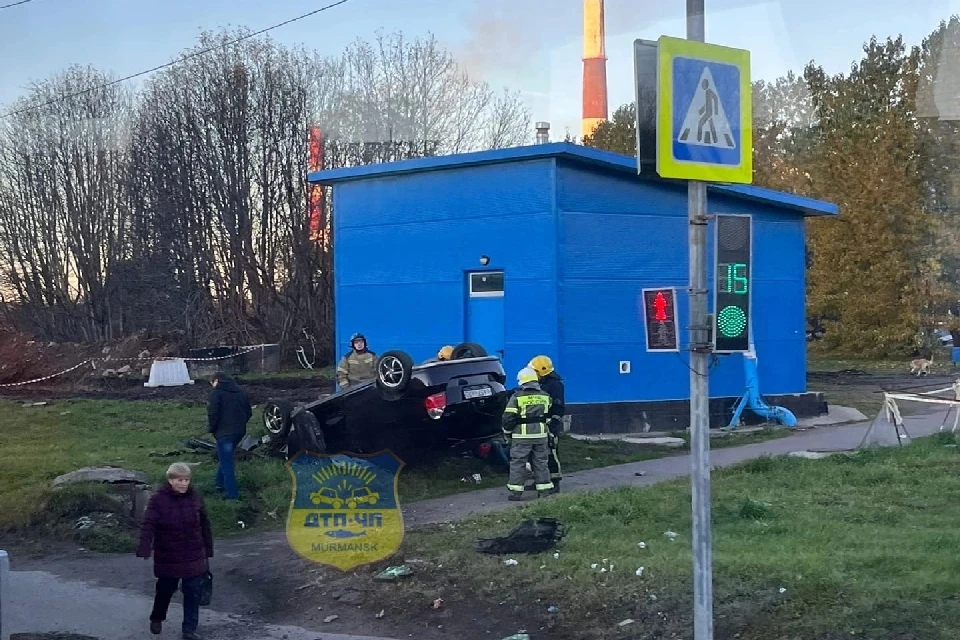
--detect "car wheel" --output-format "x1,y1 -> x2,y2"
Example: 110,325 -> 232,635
288,410 -> 327,457
347,499 -> 358,510
451,342 -> 487,359
376,350 -> 414,394
263,399 -> 294,438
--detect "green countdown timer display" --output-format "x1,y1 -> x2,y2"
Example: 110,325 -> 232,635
714,215 -> 752,352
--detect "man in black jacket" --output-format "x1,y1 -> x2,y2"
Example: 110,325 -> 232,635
207,373 -> 252,500
529,355 -> 565,494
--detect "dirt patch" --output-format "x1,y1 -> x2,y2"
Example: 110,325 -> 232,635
0,327 -> 332,404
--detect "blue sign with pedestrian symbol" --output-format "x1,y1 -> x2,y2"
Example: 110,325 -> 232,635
656,36 -> 752,184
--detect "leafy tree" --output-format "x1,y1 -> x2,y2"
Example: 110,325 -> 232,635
581,102 -> 637,155
802,37 -> 935,356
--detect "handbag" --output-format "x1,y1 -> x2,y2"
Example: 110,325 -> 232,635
198,571 -> 213,606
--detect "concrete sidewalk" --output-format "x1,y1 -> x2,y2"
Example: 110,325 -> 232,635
400,409 -> 943,527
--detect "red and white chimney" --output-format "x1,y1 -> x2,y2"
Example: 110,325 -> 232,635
581,0 -> 609,140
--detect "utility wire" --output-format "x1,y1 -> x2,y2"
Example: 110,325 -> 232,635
0,0 -> 354,119
1,0 -> 40,8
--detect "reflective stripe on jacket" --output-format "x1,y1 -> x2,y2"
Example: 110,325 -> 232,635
502,385 -> 552,439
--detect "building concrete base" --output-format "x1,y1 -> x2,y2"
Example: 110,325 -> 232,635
565,392 -> 828,435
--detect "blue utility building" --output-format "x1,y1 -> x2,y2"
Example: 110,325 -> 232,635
308,143 -> 838,432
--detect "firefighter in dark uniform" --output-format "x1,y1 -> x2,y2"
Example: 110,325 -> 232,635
529,355 -> 564,493
502,367 -> 555,501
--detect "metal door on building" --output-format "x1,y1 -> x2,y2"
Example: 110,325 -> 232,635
465,271 -> 505,359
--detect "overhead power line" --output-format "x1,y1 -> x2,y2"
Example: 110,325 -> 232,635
0,0 -> 354,119
1,0 -> 40,8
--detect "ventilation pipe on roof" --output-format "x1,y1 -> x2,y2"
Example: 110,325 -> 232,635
535,121 -> 551,144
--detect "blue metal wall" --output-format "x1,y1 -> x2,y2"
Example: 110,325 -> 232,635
555,161 -> 806,404
333,159 -> 559,381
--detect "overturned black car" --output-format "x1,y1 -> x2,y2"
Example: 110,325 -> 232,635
260,343 -> 510,461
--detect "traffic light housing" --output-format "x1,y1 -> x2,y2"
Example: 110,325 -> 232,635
713,214 -> 752,353
641,287 -> 679,352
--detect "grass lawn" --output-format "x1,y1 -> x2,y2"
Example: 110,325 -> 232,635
380,433 -> 960,640
0,398 -> 779,549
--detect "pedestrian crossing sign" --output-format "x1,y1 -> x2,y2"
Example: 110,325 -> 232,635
656,36 -> 752,184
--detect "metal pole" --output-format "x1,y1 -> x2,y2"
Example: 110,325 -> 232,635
686,1 -> 713,640
0,549 -> 9,640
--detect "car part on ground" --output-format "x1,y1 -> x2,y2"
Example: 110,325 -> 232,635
474,518 -> 567,555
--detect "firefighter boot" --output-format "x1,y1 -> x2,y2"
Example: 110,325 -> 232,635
508,491 -> 523,502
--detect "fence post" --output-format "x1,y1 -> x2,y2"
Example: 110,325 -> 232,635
0,549 -> 9,640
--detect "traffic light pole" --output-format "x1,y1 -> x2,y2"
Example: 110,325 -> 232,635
686,1 -> 714,640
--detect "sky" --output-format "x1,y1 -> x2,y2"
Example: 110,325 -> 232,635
1,0 -> 960,138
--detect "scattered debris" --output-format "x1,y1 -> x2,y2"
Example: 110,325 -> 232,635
500,634 -> 531,640
548,605 -> 559,613
432,598 -> 444,610
779,587 -> 787,594
635,567 -> 645,577
618,619 -> 636,627
323,615 -> 339,623
461,473 -> 483,484
21,401 -> 48,408
237,521 -> 246,529
333,589 -> 364,606
637,541 -> 646,549
475,518 -> 566,555
375,565 -> 414,581
553,552 -> 560,559
376,609 -> 385,619
503,559 -> 519,566
665,531 -> 678,540
634,471 -> 645,476
75,516 -> 94,531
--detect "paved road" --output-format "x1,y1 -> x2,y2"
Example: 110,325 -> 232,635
5,570 -> 397,640
3,410 -> 944,640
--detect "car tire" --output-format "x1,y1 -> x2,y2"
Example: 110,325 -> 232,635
286,410 -> 327,459
451,342 -> 487,359
263,399 -> 295,438
376,350 -> 414,394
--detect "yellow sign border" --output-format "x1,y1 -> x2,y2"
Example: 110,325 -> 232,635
284,448 -> 406,572
656,35 -> 752,184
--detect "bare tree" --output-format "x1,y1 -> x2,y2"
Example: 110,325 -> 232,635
0,29 -> 532,358
0,65 -> 133,340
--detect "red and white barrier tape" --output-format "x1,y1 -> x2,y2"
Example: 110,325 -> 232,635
0,359 -> 94,388
0,344 -> 273,388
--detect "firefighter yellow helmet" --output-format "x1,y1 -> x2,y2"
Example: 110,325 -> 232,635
437,345 -> 454,360
517,367 -> 539,386
528,355 -> 554,377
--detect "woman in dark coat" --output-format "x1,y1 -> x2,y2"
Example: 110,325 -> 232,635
137,462 -> 214,640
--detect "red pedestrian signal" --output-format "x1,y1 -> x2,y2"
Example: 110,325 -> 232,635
653,291 -> 668,322
641,288 -> 679,352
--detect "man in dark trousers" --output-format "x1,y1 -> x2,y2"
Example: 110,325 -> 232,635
502,367 -> 554,501
529,355 -> 565,494
207,372 -> 252,500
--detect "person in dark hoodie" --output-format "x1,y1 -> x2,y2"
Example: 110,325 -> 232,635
528,355 -> 565,493
137,462 -> 213,640
207,372 -> 252,500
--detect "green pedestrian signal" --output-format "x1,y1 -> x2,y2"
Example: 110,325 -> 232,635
714,215 -> 752,352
